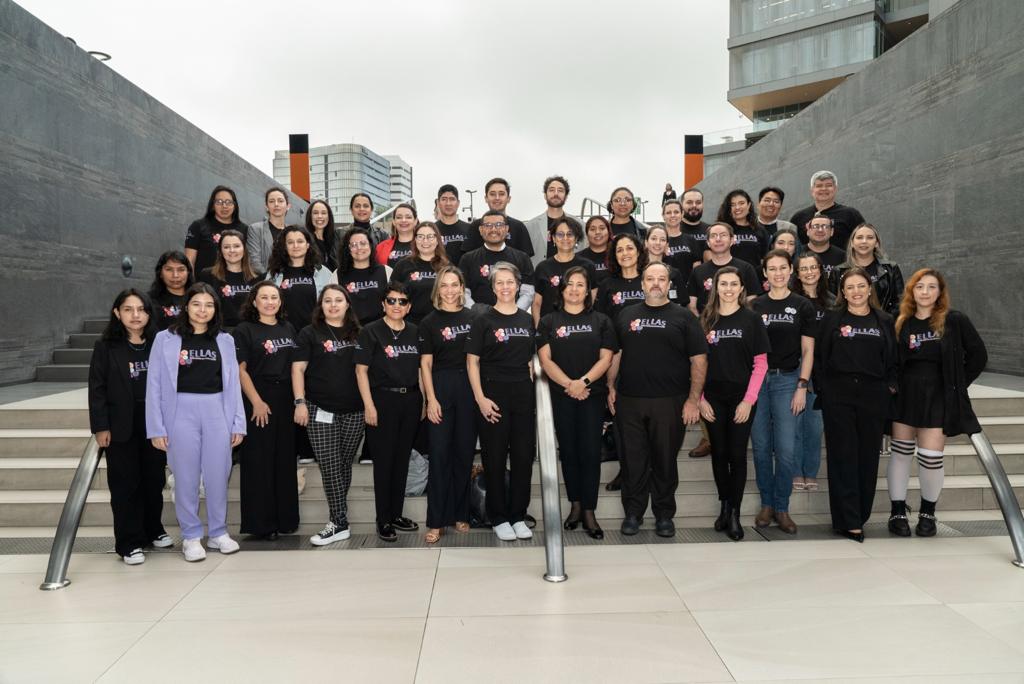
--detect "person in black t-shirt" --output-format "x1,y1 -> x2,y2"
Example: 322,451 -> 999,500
815,268 -> 898,542
607,262 -> 708,538
198,229 -> 263,328
532,217 -> 597,326
686,222 -> 762,315
462,178 -> 535,256
756,186 -> 797,239
390,222 -> 450,324
185,185 -> 249,274
717,189 -> 770,269
790,170 -> 866,249
607,186 -> 649,239
538,266 -> 617,540
831,223 -> 905,316
149,251 -> 194,332
680,188 -> 710,259
266,226 -> 331,331
577,216 -> 612,285
804,213 -> 847,291
89,289 -> 169,564
596,233 -> 648,324
435,184 -> 471,260
293,284 -> 365,546
465,262 -> 537,542
458,210 -> 535,311
698,267 -> 770,540
233,282 -> 299,539
332,227 -> 390,327
355,283 -> 422,543
644,226 -> 689,305
661,200 -> 701,281
306,199 -> 339,272
418,265 -> 478,543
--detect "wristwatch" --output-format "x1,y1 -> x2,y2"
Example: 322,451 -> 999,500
797,379 -> 809,389
582,377 -> 592,386
293,397 -> 306,406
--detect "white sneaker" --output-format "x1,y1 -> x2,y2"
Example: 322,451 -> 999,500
297,456 -> 316,465
493,522 -> 516,541
182,538 -> 206,562
512,521 -> 533,539
310,521 -> 350,546
122,548 -> 145,565
151,534 -> 173,548
207,534 -> 240,554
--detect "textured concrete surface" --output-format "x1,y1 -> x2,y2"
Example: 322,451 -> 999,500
697,0 -> 1024,374
0,0 -> 305,384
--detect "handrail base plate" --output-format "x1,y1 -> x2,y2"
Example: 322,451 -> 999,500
39,580 -> 71,591
543,573 -> 568,583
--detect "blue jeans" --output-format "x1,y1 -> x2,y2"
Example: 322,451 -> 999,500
751,369 -> 799,513
794,387 -> 823,479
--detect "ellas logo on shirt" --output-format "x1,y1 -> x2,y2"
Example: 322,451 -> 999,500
410,271 -> 435,282
441,324 -> 471,342
548,275 -> 560,287
761,308 -> 797,326
840,325 -> 881,338
703,277 -> 713,292
909,330 -> 940,349
384,344 -> 418,359
163,305 -> 181,318
612,290 -> 643,305
707,328 -> 743,345
323,339 -> 356,353
628,318 -> 667,333
128,360 -> 148,379
221,283 -> 252,298
556,324 -> 593,338
493,327 -> 531,343
280,276 -> 314,289
479,264 -> 491,277
262,337 -> 297,355
212,232 -> 222,244
345,280 -> 378,294
178,349 -> 217,366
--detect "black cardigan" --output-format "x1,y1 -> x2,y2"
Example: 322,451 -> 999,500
88,338 -> 147,441
813,306 -> 899,409
831,260 -> 905,317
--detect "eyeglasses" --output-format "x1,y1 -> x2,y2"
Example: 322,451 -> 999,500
385,297 -> 410,306
760,198 -> 781,205
482,222 -> 507,230
415,234 -> 437,242
808,224 -> 831,231
214,199 -> 235,206
553,232 -> 575,239
611,197 -> 633,205
798,266 -> 820,272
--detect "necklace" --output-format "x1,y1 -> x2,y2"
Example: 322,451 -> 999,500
325,321 -> 343,344
127,339 -> 147,351
384,321 -> 405,340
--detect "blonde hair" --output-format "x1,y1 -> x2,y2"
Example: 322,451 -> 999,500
430,265 -> 466,309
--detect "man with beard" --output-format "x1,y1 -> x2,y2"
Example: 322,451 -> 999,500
525,175 -> 584,265
680,189 -> 710,261
789,170 -> 865,249
756,186 -> 796,239
462,178 -> 536,257
435,184 -> 472,259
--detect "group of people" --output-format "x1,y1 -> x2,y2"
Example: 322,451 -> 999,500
87,170 -> 988,565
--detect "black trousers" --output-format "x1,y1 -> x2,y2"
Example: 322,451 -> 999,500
366,388 -> 422,524
478,379 -> 536,526
551,389 -> 605,510
822,375 -> 888,530
614,394 -> 686,520
426,368 -> 478,528
704,381 -> 756,508
105,408 -> 167,556
240,379 -> 299,535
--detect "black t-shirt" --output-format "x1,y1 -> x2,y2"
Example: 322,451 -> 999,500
437,220 -> 470,260
355,319 -> 421,389
537,309 -> 617,393
577,248 -> 611,284
534,256 -> 598,318
279,266 -> 318,330
542,215 -> 583,258
756,219 -> 780,238
791,203 -> 866,250
312,233 -> 338,272
807,246 -> 846,288
751,293 -> 817,371
686,258 -> 762,313
825,311 -> 887,379
596,275 -> 645,324
198,268 -> 260,328
458,246 -> 535,307
682,221 -> 709,256
610,218 -> 645,239
390,257 -> 439,324
176,334 -> 222,394
294,324 -> 361,414
418,308 -> 476,371
464,216 -> 535,256
153,293 -> 185,332
665,233 -> 700,280
233,320 -> 297,382
465,307 -> 535,382
730,225 -> 770,269
899,316 -> 943,368
704,307 -> 771,386
337,264 -> 389,325
185,218 -> 249,275
386,239 -> 414,269
127,342 -> 151,402
614,302 -> 707,398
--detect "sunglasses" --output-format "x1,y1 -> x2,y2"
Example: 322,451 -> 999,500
385,297 -> 410,306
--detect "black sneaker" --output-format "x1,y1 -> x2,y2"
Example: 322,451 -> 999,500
888,514 -> 911,537
310,521 -> 350,546
620,515 -> 642,536
377,523 -> 397,542
915,513 -> 937,537
392,517 -> 419,532
655,518 -> 676,538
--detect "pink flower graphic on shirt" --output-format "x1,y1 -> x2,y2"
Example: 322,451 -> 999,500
384,345 -> 399,359
549,275 -> 560,287
441,327 -> 455,341
703,277 -> 713,291
212,232 -> 221,244
410,271 -> 421,281
629,319 -> 640,332
345,282 -> 356,293
494,328 -> 508,342
220,284 -> 231,297
323,340 -> 335,353
706,330 -> 719,345
280,279 -> 291,290
263,340 -> 276,355
556,326 -> 568,338
163,305 -> 180,318
840,325 -> 854,338
909,334 -> 919,350
763,280 -> 770,291
178,350 -> 190,366
612,292 -> 623,305
761,314 -> 769,325
479,264 -> 491,277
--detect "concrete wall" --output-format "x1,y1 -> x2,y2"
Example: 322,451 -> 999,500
697,0 -> 1024,374
0,0 -> 305,384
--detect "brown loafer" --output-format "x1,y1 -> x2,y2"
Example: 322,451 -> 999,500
774,511 -> 798,535
688,438 -> 711,458
755,506 -> 774,528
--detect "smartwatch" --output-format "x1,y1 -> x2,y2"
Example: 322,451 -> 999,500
293,397 -> 306,406
582,377 -> 592,386
797,379 -> 809,389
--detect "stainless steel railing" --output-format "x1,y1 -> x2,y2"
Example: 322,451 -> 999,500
40,436 -> 101,590
534,356 -> 567,582
969,432 -> 1024,568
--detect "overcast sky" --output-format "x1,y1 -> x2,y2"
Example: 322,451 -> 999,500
19,0 -> 747,219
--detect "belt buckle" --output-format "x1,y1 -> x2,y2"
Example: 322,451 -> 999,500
398,387 -> 407,394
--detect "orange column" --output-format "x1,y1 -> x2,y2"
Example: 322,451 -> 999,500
289,134 -> 310,202
684,135 -> 704,190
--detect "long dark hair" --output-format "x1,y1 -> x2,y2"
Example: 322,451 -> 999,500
700,266 -> 748,333
210,229 -> 257,281
204,185 -> 240,224
170,283 -> 223,337
305,199 -> 337,250
795,253 -> 834,305
267,225 -> 322,275
149,251 -> 194,300
239,282 -> 287,324
556,265 -> 594,311
607,233 -> 648,278
406,221 -> 449,271
337,227 -> 373,274
311,284 -> 360,341
717,189 -> 756,227
102,289 -> 155,342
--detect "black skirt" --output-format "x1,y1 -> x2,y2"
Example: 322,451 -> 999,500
895,363 -> 944,428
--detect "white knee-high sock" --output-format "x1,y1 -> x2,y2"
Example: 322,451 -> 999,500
888,439 -> 915,501
916,448 -> 945,503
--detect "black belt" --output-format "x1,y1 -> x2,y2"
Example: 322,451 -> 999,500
766,367 -> 799,375
377,386 -> 418,394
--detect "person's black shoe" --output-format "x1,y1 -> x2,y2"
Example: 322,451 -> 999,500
726,509 -> 744,541
714,501 -> 731,532
377,523 -> 397,542
564,502 -> 582,530
605,472 -> 622,492
915,513 -> 937,537
391,517 -> 419,532
263,531 -> 279,541
620,515 -> 641,536
655,518 -> 676,538
888,500 -> 911,537
836,529 -> 865,543
581,510 -> 603,540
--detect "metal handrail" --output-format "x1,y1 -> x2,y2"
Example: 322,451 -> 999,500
369,198 -> 415,227
969,431 -> 1024,568
579,197 -> 609,223
40,436 -> 101,590
533,356 -> 567,582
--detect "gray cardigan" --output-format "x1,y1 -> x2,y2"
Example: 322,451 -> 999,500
247,219 -> 278,273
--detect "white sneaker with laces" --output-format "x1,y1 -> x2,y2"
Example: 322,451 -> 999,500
207,534 -> 240,554
493,522 -> 516,542
310,521 -> 350,546
151,534 -> 173,548
182,538 -> 206,562
122,548 -> 145,565
512,521 -> 533,539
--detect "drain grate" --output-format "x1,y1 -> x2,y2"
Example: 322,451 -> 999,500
942,520 -> 1012,537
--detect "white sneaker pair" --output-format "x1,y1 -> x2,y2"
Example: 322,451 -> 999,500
493,521 -> 533,541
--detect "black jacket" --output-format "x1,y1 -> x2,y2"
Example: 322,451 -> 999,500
88,338 -> 148,441
831,260 -> 905,317
813,306 -> 899,411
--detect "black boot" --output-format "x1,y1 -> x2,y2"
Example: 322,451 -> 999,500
714,501 -> 731,532
916,498 -> 938,537
888,500 -> 911,537
726,507 -> 744,541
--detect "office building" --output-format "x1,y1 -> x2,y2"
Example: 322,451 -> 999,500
385,155 -> 414,205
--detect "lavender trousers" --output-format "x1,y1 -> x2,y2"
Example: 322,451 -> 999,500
167,392 -> 233,540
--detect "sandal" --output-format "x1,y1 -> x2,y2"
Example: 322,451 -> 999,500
793,477 -> 806,491
425,528 -> 442,544
804,479 -> 819,491
454,521 -> 470,533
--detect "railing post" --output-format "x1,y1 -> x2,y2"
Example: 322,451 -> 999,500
969,431 -> 1024,568
40,436 -> 101,590
534,357 -> 567,582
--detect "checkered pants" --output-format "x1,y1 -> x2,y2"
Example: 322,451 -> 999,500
305,401 -> 365,527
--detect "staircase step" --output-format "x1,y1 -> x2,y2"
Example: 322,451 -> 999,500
52,348 -> 94,365
0,409 -> 89,430
67,333 -> 101,350
36,365 -> 89,382
81,319 -> 108,334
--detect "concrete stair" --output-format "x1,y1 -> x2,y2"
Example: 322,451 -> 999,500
35,318 -> 106,382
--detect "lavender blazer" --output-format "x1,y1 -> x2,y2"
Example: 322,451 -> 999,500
145,330 -> 247,439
